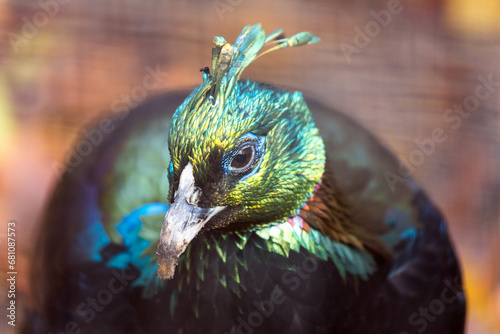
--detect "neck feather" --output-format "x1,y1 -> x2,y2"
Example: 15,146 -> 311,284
297,163 -> 393,262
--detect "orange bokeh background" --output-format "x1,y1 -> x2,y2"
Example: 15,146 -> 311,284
1,0 -> 499,332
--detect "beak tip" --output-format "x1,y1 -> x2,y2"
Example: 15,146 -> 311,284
156,244 -> 181,280
157,258 -> 177,280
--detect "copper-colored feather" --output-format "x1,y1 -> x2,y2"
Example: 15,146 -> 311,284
299,162 -> 393,262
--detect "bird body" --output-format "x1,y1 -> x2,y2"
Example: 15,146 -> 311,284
25,24 -> 465,334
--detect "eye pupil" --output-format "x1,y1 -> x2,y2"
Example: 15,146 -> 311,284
230,146 -> 253,169
235,154 -> 247,164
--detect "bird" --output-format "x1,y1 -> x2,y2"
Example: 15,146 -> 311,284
24,24 -> 466,334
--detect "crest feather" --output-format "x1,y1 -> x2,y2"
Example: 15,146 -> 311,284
206,24 -> 320,102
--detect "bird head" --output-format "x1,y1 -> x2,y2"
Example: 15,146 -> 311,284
157,24 -> 323,279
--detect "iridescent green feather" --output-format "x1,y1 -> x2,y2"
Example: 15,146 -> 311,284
100,117 -> 171,243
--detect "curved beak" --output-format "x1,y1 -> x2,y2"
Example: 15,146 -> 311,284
156,163 -> 225,279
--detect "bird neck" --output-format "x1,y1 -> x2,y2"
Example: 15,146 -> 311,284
293,164 -> 393,261
296,165 -> 360,248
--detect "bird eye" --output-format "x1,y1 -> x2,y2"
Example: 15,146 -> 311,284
230,145 -> 255,171
225,132 -> 265,179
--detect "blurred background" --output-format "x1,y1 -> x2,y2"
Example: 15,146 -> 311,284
0,0 -> 499,332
